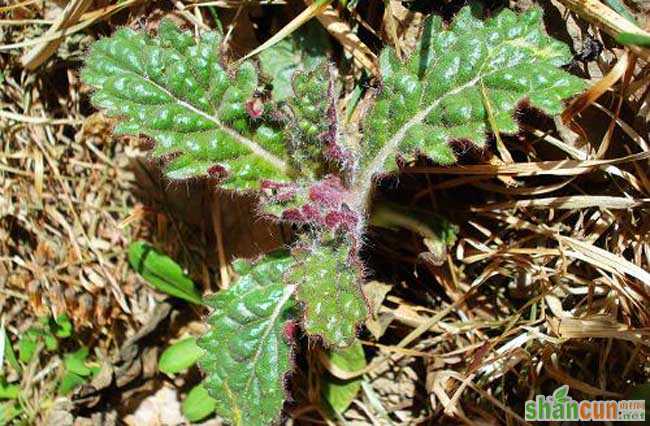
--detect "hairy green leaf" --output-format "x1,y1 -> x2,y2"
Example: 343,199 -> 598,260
358,7 -> 585,186
288,242 -> 367,348
286,65 -> 335,174
198,253 -> 296,426
82,20 -> 289,187
128,241 -> 203,305
258,21 -> 331,102
291,66 -> 354,172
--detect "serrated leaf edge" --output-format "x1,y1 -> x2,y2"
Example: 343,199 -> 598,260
84,30 -> 290,180
352,9 -> 584,210
200,282 -> 297,426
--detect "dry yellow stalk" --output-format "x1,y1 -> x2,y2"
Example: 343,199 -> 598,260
556,0 -> 650,61
20,0 -> 93,70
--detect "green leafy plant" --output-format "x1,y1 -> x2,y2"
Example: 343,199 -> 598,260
14,315 -> 96,397
128,243 -> 218,421
158,336 -> 216,421
17,314 -> 73,363
258,21 -> 331,101
82,6 -> 584,425
321,341 -> 367,414
58,347 -> 99,395
128,240 -> 203,304
0,315 -> 103,424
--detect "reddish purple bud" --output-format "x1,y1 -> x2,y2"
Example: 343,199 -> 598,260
282,208 -> 304,222
283,321 -> 299,343
246,98 -> 264,120
275,189 -> 297,202
301,204 -> 322,223
324,142 -> 353,166
308,175 -> 345,208
320,68 -> 354,169
261,180 -> 282,190
207,164 -> 227,178
324,209 -> 358,230
261,181 -> 297,202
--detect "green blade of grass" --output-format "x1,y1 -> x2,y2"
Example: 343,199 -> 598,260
128,241 -> 203,305
616,31 -> 650,47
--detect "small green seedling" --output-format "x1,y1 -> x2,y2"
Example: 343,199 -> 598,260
0,315 -> 101,424
182,384 -> 217,423
17,314 -> 72,363
129,244 -> 218,421
321,341 -> 367,415
58,347 -> 99,395
158,336 -> 216,421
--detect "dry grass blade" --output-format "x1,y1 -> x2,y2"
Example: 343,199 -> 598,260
20,0 -> 93,70
383,1 -> 402,59
591,102 -> 650,151
542,349 -> 623,397
0,19 -> 53,26
472,177 -> 576,195
312,1 -> 378,75
432,370 -> 528,424
0,0 -> 39,13
481,81 -> 514,164
473,195 -> 650,210
558,235 -> 650,287
561,52 -> 629,125
556,0 -> 650,61
0,0 -> 142,51
240,0 -> 331,61
405,151 -> 650,176
554,317 -> 650,347
0,109 -> 82,125
188,0 -> 287,7
210,192 -> 230,289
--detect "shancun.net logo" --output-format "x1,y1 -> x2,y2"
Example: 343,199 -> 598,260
525,385 -> 645,422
